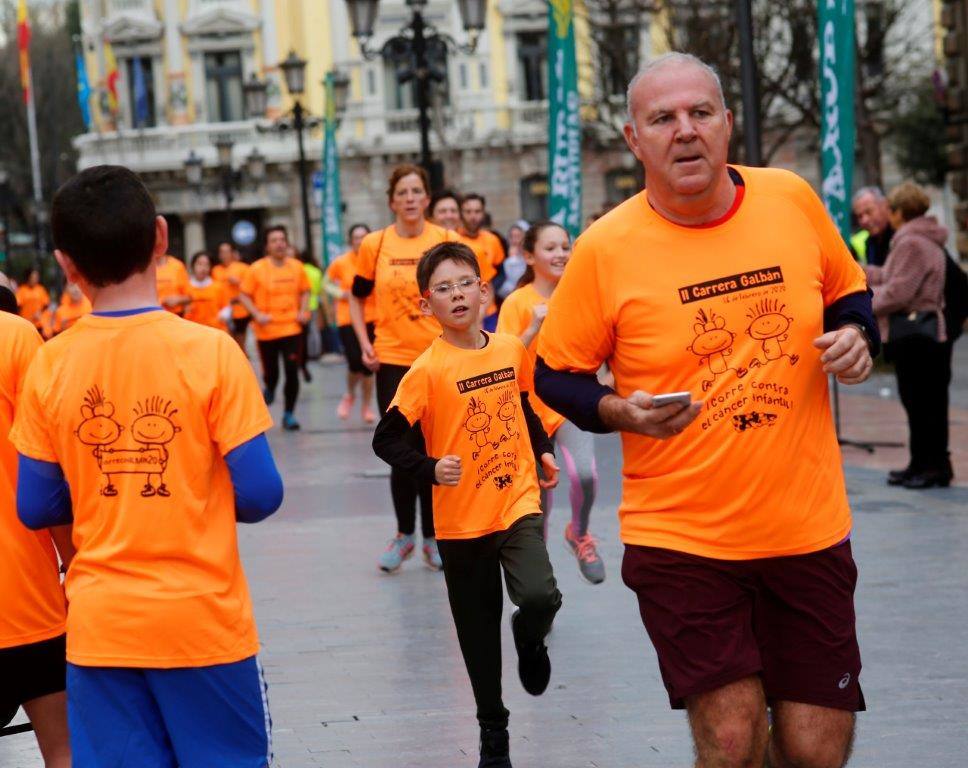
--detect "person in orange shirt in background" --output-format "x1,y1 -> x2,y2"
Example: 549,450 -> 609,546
238,225 -> 311,432
458,194 -> 505,330
373,243 -> 561,768
536,54 -> 877,768
184,251 -> 229,329
155,253 -> 190,315
212,241 -> 251,350
52,283 -> 92,335
325,222 -> 378,423
16,267 -> 51,331
11,165 -> 283,767
349,164 -> 457,572
0,311 -> 72,768
497,221 -> 604,585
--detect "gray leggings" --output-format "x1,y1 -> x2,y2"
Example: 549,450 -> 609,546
540,420 -> 598,538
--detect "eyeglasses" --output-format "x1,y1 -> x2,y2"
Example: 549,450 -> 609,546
426,276 -> 480,297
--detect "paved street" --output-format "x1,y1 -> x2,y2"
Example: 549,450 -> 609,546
3,348 -> 967,767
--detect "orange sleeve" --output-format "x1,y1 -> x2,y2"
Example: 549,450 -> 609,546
537,234 -> 614,374
9,349 -> 57,462
515,339 -> 534,394
40,287 -> 51,307
177,263 -> 190,293
325,259 -> 341,283
496,293 -> 529,337
355,233 -> 380,281
240,265 -> 258,296
489,232 -> 505,267
208,335 -> 274,455
388,360 -> 430,424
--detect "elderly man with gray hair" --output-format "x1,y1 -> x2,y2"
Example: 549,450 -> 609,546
851,186 -> 894,266
536,52 -> 879,768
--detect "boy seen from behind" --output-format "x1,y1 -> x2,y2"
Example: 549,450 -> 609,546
372,242 -> 562,768
11,165 -> 284,768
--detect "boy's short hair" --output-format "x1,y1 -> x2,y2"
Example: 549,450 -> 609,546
417,242 -> 480,294
461,192 -> 486,208
51,166 -> 157,287
263,225 -> 289,251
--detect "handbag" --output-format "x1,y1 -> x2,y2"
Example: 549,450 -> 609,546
888,309 -> 938,342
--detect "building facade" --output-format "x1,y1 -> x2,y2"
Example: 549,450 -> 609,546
74,0 -> 648,260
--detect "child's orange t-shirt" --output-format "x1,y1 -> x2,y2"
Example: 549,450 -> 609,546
213,261 -> 251,320
354,224 -> 457,367
327,252 -> 376,326
53,294 -> 93,334
16,284 -> 50,326
391,332 -> 541,539
496,284 -> 565,439
241,257 -> 311,341
0,313 -> 66,650
156,257 -> 190,315
538,166 -> 868,560
185,280 -> 229,329
10,309 -> 272,668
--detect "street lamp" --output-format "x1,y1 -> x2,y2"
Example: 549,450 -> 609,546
184,150 -> 203,186
183,144 -> 266,245
344,0 -> 488,190
243,73 -> 269,119
329,69 -> 351,117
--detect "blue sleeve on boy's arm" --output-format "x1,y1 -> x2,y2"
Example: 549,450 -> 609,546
225,433 -> 284,523
17,455 -> 73,529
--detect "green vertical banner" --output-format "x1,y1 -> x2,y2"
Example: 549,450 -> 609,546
548,0 -> 581,238
321,72 -> 344,267
819,0 -> 855,240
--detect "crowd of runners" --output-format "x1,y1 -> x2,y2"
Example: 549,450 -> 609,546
0,52 -> 901,768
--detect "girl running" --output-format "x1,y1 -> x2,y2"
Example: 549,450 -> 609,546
348,165 -> 457,573
185,251 -> 229,329
497,220 -> 604,584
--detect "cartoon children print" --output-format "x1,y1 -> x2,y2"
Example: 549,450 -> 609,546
463,387 -> 521,462
75,388 -> 180,498
76,387 -> 124,496
745,298 -> 799,369
496,390 -> 519,440
686,309 -> 748,392
388,270 -> 423,322
464,397 -> 494,460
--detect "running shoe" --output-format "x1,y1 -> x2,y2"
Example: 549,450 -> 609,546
282,411 -> 300,431
362,404 -> 377,424
263,387 -> 275,406
510,609 -> 551,696
478,727 -> 512,768
378,533 -> 415,573
422,538 -> 443,571
336,394 -> 354,420
564,523 -> 606,584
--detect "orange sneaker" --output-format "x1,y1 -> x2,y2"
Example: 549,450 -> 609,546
362,403 -> 377,424
336,394 -> 354,420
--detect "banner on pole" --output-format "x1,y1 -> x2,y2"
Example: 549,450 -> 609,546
819,0 -> 855,240
75,47 -> 92,130
547,0 -> 582,238
321,73 -> 344,267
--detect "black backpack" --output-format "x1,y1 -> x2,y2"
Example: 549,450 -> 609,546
944,249 -> 968,342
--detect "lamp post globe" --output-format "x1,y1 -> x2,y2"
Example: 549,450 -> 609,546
243,73 -> 269,119
280,50 -> 308,97
345,0 -> 380,40
457,0 -> 487,33
215,136 -> 234,169
329,70 -> 351,117
184,150 -> 203,186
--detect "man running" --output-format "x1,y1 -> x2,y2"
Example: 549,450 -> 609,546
536,53 -> 878,768
458,194 -> 504,330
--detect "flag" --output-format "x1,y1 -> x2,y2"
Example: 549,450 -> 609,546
104,40 -> 119,114
75,47 -> 92,130
321,72 -> 344,267
132,57 -> 149,127
819,0 -> 855,239
17,0 -> 31,103
547,0 -> 582,238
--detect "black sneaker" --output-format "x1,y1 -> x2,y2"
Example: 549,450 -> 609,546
478,727 -> 512,768
510,609 -> 551,696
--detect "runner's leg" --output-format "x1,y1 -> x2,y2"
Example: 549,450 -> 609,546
555,420 -> 598,537
769,702 -> 855,768
686,676 -> 769,768
22,692 -> 71,768
281,335 -> 300,413
257,340 -> 280,403
376,365 -> 418,536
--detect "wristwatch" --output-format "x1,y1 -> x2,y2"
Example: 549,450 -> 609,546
844,323 -> 872,352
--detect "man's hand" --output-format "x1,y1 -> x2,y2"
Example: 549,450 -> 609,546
599,390 -> 702,438
435,455 -> 462,486
813,325 -> 872,385
362,342 -> 380,372
538,453 -> 559,489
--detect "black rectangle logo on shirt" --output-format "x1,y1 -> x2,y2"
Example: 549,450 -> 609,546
456,367 -> 516,394
678,266 -> 784,304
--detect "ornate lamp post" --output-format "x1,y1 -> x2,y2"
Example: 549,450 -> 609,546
183,143 -> 267,245
344,0 -> 488,190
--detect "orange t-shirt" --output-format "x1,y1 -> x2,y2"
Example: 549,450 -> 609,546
327,252 -> 376,327
53,294 -> 93,335
16,284 -> 50,327
355,223 -> 457,367
240,257 -> 311,342
185,280 -> 229,329
457,229 -> 504,284
156,257 -> 190,315
0,313 -> 66,650
10,310 -> 272,667
391,332 -> 541,539
497,284 -> 565,438
538,166 -> 869,560
213,261 -> 251,320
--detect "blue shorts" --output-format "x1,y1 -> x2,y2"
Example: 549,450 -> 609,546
67,656 -> 272,768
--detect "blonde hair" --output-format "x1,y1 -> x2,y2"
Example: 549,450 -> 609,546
887,181 -> 931,222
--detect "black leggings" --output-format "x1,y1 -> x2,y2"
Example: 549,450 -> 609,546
258,334 -> 301,412
377,363 -> 434,538
892,337 -> 953,471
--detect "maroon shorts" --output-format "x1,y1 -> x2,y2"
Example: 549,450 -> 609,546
621,540 -> 865,712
